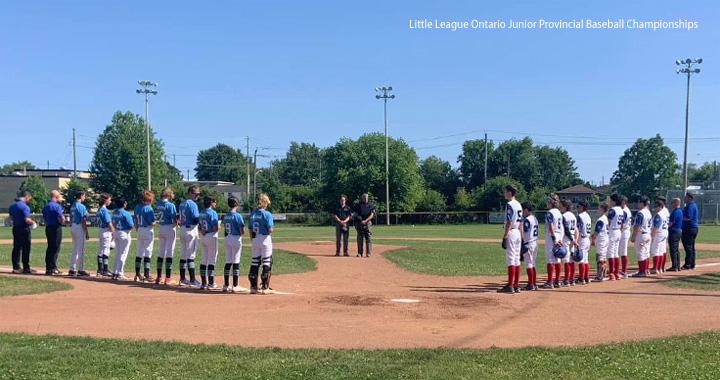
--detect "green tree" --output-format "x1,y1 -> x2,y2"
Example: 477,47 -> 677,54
17,176 -> 49,213
419,156 -> 460,200
90,111 -> 176,204
452,188 -> 471,210
527,186 -> 551,211
1,161 -> 36,175
471,176 -> 527,211
458,139 -> 494,190
490,137 -> 538,185
322,133 -> 424,212
416,189 -> 447,212
60,179 -> 95,213
258,167 -> 292,212
688,162 -> 719,187
267,142 -> 326,212
534,145 -> 583,190
610,135 -> 681,198
195,144 -> 248,183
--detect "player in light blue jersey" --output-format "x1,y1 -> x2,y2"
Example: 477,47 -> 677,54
248,194 -> 275,294
96,193 -> 114,277
111,197 -> 134,280
199,195 -> 220,290
133,190 -> 156,282
178,186 -> 201,287
222,196 -> 246,292
69,190 -> 90,277
155,187 -> 179,285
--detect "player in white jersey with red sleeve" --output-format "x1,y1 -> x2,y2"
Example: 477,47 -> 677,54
650,199 -> 669,274
498,185 -> 523,294
592,202 -> 610,281
631,196 -> 653,277
619,195 -> 632,278
541,193 -> 564,289
606,194 -> 625,281
560,199 -> 579,286
521,201 -> 539,291
575,199 -> 592,284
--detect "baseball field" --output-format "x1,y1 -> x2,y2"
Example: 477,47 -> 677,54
2,224 -> 720,379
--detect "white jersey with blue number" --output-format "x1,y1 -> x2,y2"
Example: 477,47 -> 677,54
505,199 -> 522,230
634,208 -> 653,234
577,211 -> 592,238
545,208 -> 564,240
522,215 -> 539,243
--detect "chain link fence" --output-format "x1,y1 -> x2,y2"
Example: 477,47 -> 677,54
667,190 -> 720,224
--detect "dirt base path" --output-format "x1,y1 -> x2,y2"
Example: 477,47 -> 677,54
1,241 -> 720,349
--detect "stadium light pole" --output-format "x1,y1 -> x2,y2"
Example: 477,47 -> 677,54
676,58 -> 702,193
375,86 -> 395,226
253,169 -> 263,203
136,80 -> 158,190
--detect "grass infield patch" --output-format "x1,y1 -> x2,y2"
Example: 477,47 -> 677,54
2,332 -> 720,379
0,276 -> 72,297
664,272 -> 720,291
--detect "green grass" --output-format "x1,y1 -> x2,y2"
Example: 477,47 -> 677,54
382,240 -> 720,276
664,272 -> 720,291
0,240 -> 315,275
2,331 -> 720,379
2,224 -> 720,243
0,276 -> 72,297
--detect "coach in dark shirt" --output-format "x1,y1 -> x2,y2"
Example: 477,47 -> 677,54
354,193 -> 375,257
667,197 -> 683,271
9,191 -> 37,274
333,195 -> 352,256
681,192 -> 699,270
42,190 -> 65,275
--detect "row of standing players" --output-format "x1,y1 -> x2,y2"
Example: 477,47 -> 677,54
65,186 -> 276,294
498,186 -> 698,294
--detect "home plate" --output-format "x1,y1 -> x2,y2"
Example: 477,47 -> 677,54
390,298 -> 420,303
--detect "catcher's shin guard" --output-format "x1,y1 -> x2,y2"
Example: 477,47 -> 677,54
261,256 -> 273,289
248,258 -> 260,289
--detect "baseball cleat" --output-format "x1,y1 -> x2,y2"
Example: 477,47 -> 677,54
231,286 -> 249,293
133,275 -> 142,282
102,271 -> 113,277
649,269 -> 657,275
357,253 -> 363,257
155,277 -> 164,284
222,285 -> 229,292
77,271 -> 90,277
179,279 -> 190,286
620,272 -> 629,279
260,287 -> 276,295
496,285 -> 515,294
207,284 -> 220,291
523,285 -> 538,291
67,270 -> 77,276
632,272 -> 647,278
143,276 -> 155,283
513,286 -> 522,293
11,269 -> 23,274
189,280 -> 202,288
553,282 -> 561,288
539,282 -> 554,289
164,278 -> 176,285
250,287 -> 259,294
117,275 -> 131,281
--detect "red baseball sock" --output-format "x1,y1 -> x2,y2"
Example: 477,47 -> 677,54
621,256 -> 628,273
570,262 -> 576,281
507,266 -> 514,286
514,265 -> 521,287
652,256 -> 659,271
645,258 -> 650,272
547,264 -> 554,283
527,268 -> 533,285
661,254 -> 667,269
554,263 -> 562,283
608,259 -> 615,277
615,258 -> 621,277
640,259 -> 647,273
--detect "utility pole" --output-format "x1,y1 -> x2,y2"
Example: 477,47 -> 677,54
375,86 -> 395,225
246,136 -> 250,202
72,128 -> 77,178
507,152 -> 510,179
484,132 -> 488,187
173,154 -> 176,168
136,80 -> 158,190
676,58 -> 702,193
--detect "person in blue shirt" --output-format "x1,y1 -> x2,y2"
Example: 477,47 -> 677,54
69,190 -> 90,277
9,191 -> 37,274
111,197 -> 134,280
42,190 -> 65,275
248,193 -> 275,294
199,195 -> 220,290
155,187 -> 179,285
667,197 -> 684,271
133,190 -> 156,282
222,196 -> 246,293
681,192 -> 700,270
178,185 -> 201,287
96,193 -> 114,277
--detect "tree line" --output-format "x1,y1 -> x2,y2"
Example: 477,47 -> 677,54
6,111 -> 711,214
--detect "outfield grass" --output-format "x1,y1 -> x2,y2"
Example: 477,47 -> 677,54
0,240 -> 315,276
665,272 -> 720,291
382,240 -> 720,276
0,276 -> 72,297
2,331 -> 720,379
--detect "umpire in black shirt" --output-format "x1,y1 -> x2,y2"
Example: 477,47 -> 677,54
334,195 -> 351,256
354,193 -> 375,257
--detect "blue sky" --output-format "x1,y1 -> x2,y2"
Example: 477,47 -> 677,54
1,0 -> 718,185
